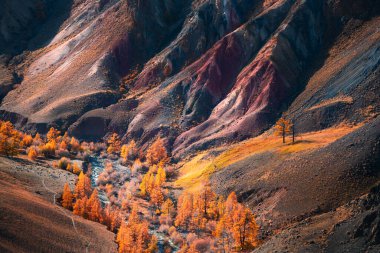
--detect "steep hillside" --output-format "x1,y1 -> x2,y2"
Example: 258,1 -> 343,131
1,0 -> 378,156
0,157 -> 117,253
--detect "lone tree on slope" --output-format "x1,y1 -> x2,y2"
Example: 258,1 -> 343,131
275,117 -> 293,143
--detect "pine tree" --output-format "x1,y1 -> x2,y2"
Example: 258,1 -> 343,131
110,210 -> 121,232
147,235 -> 158,253
59,140 -> 68,150
215,216 -> 233,252
117,205 -> 154,253
198,182 -> 216,217
120,144 -> 128,160
62,182 -> 73,210
117,222 -> 133,253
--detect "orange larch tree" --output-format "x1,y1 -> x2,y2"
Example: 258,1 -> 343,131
74,171 -> 92,199
47,127 -> 61,142
150,185 -> 165,210
0,121 -> 21,157
146,136 -> 169,166
107,133 -> 121,155
274,117 -> 292,143
27,146 -> 39,160
87,188 -> 102,222
62,182 -> 73,210
73,196 -> 88,217
156,166 -> 166,186
175,192 -> 194,230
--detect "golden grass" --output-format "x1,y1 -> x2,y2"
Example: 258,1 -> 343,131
175,124 -> 362,191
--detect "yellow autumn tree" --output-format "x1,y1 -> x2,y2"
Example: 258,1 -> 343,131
87,188 -> 102,222
74,171 -> 92,199
230,205 -> 258,250
150,185 -> 165,209
175,192 -> 194,230
62,182 -> 73,210
274,117 -> 292,143
107,133 -> 121,154
0,121 -> 20,157
156,166 -> 166,186
41,140 -> 56,157
146,136 -> 169,166
121,140 -> 137,160
116,205 -> 153,253
72,162 -> 82,175
28,146 -> 39,160
47,127 -> 60,142
70,137 -> 81,153
21,134 -> 33,147
73,196 -> 88,217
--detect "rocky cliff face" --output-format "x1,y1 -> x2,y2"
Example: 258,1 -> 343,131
1,0 -> 378,157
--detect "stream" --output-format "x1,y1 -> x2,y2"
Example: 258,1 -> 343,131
88,156 -> 178,252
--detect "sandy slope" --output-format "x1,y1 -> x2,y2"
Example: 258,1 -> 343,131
0,157 -> 117,253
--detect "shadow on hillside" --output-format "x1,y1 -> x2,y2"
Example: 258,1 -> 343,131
28,0 -> 73,51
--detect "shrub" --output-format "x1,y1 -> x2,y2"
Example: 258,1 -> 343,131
72,163 -> 82,175
22,135 -> 33,148
57,157 -> 71,170
40,141 -> 56,158
27,146 -> 39,160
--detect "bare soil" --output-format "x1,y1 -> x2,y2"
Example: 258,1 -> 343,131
0,156 -> 117,253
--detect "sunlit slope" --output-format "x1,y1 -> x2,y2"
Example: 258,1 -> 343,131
175,124 -> 362,191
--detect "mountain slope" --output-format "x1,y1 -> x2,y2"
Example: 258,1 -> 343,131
0,157 -> 117,253
0,0 -> 378,157
0,0 -> 379,252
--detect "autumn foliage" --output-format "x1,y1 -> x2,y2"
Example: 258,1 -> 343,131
0,121 -> 20,157
176,188 -> 259,251
62,183 -> 73,210
107,133 -> 122,155
146,137 -> 169,166
116,205 -> 157,253
274,117 -> 293,143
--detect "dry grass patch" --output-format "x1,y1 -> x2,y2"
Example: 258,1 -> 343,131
175,124 -> 362,190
